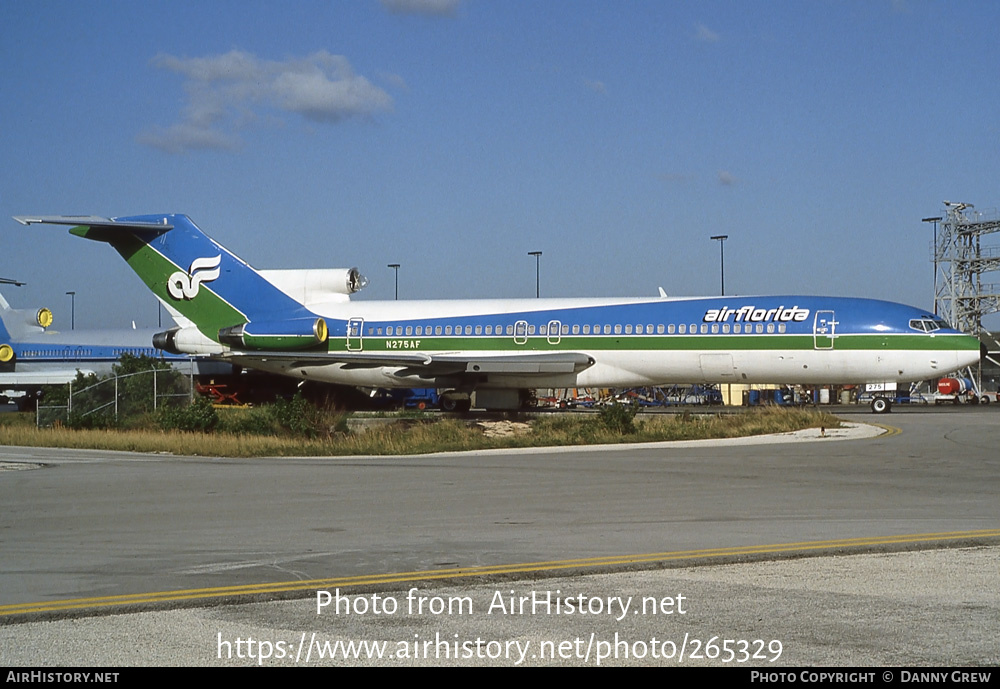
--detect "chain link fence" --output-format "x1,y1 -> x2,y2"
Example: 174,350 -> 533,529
37,366 -> 194,428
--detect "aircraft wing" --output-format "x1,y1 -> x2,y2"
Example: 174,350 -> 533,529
0,369 -> 97,387
221,350 -> 595,377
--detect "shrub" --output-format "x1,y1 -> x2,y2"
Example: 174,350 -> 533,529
270,392 -> 325,438
157,397 -> 218,432
598,401 -> 639,434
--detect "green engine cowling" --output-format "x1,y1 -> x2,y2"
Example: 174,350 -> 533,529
218,317 -> 328,350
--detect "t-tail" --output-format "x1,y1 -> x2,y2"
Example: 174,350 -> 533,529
13,214 -> 333,355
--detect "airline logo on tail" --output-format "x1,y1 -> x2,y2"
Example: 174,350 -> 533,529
167,255 -> 221,300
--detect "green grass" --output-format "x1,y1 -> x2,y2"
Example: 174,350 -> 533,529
0,407 -> 841,458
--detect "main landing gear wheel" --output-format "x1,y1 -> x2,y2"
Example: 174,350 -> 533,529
440,395 -> 472,413
870,397 -> 892,414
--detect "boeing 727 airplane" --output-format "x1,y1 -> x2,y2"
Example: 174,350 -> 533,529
14,214 -> 982,412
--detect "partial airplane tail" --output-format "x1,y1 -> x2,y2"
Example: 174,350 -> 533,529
0,292 -> 12,343
0,292 -> 12,367
0,289 -> 55,369
0,288 -> 52,341
13,215 -> 331,354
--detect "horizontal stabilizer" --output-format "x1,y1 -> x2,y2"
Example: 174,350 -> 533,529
13,216 -> 173,232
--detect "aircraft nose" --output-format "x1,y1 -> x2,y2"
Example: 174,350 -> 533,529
958,336 -> 985,369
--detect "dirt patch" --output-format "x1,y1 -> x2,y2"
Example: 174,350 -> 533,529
476,420 -> 533,438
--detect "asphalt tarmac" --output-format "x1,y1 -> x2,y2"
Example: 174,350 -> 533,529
0,407 -> 998,666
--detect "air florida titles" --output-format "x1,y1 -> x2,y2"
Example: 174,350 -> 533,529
703,305 -> 810,324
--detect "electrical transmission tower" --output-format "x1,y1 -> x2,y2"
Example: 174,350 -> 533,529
934,201 -> 1000,337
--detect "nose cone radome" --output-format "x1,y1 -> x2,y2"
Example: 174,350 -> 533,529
955,334 -> 984,370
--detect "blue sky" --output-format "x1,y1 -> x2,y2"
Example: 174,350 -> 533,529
2,0 -> 999,330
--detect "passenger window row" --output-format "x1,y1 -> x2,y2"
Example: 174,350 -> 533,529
366,322 -> 787,336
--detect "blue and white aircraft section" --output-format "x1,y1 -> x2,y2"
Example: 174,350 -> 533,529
15,214 -> 983,412
0,288 -> 188,391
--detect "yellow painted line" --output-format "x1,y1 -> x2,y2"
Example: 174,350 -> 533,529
3,529 -> 998,617
869,422 -> 902,437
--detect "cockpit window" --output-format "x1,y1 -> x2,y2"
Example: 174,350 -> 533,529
909,318 -> 942,333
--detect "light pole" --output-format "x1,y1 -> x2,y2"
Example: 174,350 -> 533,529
528,251 -> 542,298
387,264 -> 400,300
65,291 -> 76,330
922,216 -> 942,314
710,235 -> 728,296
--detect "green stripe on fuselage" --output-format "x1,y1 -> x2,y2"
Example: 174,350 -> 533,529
337,333 -> 979,353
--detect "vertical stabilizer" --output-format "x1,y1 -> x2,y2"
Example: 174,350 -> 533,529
14,214 -> 316,345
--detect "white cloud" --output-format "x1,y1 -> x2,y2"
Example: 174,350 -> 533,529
695,23 -> 720,43
139,50 -> 394,153
583,79 -> 607,95
380,0 -> 461,16
717,170 -> 737,186
136,122 -> 241,154
379,72 -> 409,91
